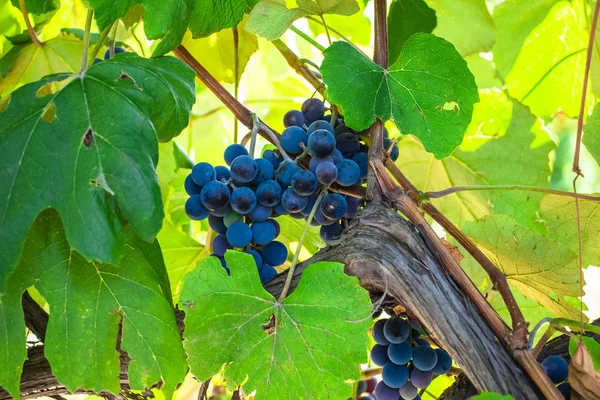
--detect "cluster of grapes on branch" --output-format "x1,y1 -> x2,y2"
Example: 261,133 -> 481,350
183,97 -> 399,282
370,315 -> 453,400
539,355 -> 571,399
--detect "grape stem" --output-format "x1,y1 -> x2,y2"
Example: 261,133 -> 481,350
319,15 -> 332,45
18,0 -> 43,46
290,26 -> 326,52
529,317 -> 600,357
108,23 -> 118,58
305,16 -> 368,57
248,113 -> 259,158
79,9 -> 94,74
423,185 -> 600,202
87,22 -> 115,65
233,27 -> 240,144
278,187 -> 329,301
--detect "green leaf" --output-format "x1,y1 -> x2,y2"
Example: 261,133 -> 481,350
0,36 -> 82,96
246,0 -> 359,41
569,336 -> 600,371
151,0 -> 194,57
462,215 -> 583,320
10,0 -> 59,15
504,1 -> 588,118
277,215 -> 322,256
539,195 -> 600,269
387,0 -> 436,65
307,5 -> 371,45
180,251 -> 372,399
321,34 -> 479,159
470,393 -> 515,400
189,0 -> 260,38
492,0 -> 560,79
583,102 -> 600,167
424,0 -> 494,56
0,54 -> 195,291
397,97 -> 554,228
0,210 -> 186,398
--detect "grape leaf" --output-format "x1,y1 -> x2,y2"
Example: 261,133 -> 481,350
10,0 -> 59,15
424,0 -> 494,56
387,0 -> 436,65
246,0 -> 359,41
0,54 -> 195,291
320,34 -> 479,159
151,0 -> 194,57
189,0 -> 260,37
307,4 -> 371,45
396,97 -> 554,229
0,35 -> 82,96
505,1 -> 588,118
462,215 -> 583,320
277,215 -> 322,256
539,195 -> 600,269
180,251 -> 372,399
492,0 -> 561,79
0,210 -> 186,398
584,102 -> 600,167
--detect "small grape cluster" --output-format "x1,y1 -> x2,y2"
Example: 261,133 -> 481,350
370,316 -> 453,400
540,355 -> 571,399
93,46 -> 126,64
184,98 -> 399,282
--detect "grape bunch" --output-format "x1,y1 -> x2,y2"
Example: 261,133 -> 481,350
183,97 -> 399,283
370,316 -> 453,400
540,355 -> 571,399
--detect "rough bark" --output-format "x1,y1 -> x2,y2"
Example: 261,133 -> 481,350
1,205 -> 541,399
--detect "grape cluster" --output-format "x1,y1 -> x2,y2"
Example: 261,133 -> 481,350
370,316 -> 453,400
540,355 -> 571,399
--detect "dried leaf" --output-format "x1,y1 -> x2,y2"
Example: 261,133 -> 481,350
441,238 -> 464,264
569,342 -> 600,400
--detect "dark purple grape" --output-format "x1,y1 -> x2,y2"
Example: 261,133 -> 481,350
372,319 -> 389,345
230,155 -> 258,183
412,346 -> 438,372
276,161 -> 302,187
321,193 -> 347,220
373,382 -> 399,400
302,98 -> 325,122
309,155 -> 334,173
388,341 -> 412,365
212,234 -> 232,257
224,144 -> 248,165
320,221 -> 344,244
314,208 -> 336,226
212,204 -> 232,217
352,152 -> 369,178
370,344 -> 390,366
382,362 -> 409,388
336,159 -> 361,186
251,221 -> 277,245
103,46 -> 126,59
399,382 -> 418,400
344,196 -> 362,218
185,174 -> 202,195
245,249 -> 263,267
230,187 -> 257,215
334,123 -> 352,136
263,149 -> 283,169
200,181 -> 230,211
262,241 -> 288,266
431,349 -> 452,374
192,162 -> 216,186
185,195 -> 210,220
281,126 -> 308,154
248,204 -> 272,222
336,132 -> 360,158
251,158 -> 275,184
259,264 -> 278,283
308,120 -> 334,135
215,165 -> 231,182
315,161 -> 338,185
256,180 -> 282,207
268,218 -> 280,237
291,170 -> 318,196
283,109 -> 305,127
383,317 -> 410,344
308,129 -> 336,157
542,355 -> 569,384
226,221 -> 252,247
281,188 -> 308,213
410,369 -> 433,389
208,214 -> 227,234
330,148 -> 343,165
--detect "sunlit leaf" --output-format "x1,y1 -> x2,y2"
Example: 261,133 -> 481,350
10,0 -> 59,15
190,0 -> 260,38
583,102 -> 600,167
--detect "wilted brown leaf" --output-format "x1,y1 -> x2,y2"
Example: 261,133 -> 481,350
569,342 -> 600,400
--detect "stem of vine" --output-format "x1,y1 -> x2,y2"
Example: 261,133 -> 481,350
290,26 -> 326,52
233,27 -> 240,144
18,0 -> 43,46
319,15 -> 332,45
80,10 -> 94,74
424,185 -> 600,202
88,22 -> 114,65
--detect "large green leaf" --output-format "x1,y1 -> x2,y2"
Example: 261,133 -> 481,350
505,1 -> 588,118
0,54 -> 195,291
10,0 -> 59,15
397,97 -> 554,229
424,0 -> 495,56
0,210 -> 186,398
180,251 -> 372,399
321,34 -> 479,159
387,0 -> 436,65
246,0 -> 359,41
463,215 -> 583,320
189,0 -> 260,37
539,195 -> 600,269
583,102 -> 600,167
492,0 -> 561,79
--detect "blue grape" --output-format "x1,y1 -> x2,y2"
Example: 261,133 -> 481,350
281,188 -> 308,213
281,126 -> 308,154
308,120 -> 334,135
557,382 -> 571,399
414,338 -> 430,347
212,234 -> 232,257
93,58 -> 103,65
212,204 -> 232,217
388,341 -> 413,365
344,196 -> 362,219
382,362 -> 409,388
185,174 -> 202,195
390,144 -> 399,162
320,222 -> 344,244
251,221 -> 277,245
230,155 -> 258,183
542,355 -> 569,384
215,165 -> 231,182
409,369 -> 433,389
226,221 -> 252,247
399,382 -> 418,400
269,218 -> 280,237
321,193 -> 347,220
230,187 -> 257,215
302,98 -> 325,122
431,349 -> 452,375
259,264 -> 278,283
373,382 -> 398,400
245,249 -> 263,267
283,109 -> 305,127
384,317 -> 410,344
334,123 -> 352,136
274,203 -> 288,216
256,180 -> 282,207
330,148 -> 344,165
277,161 -> 302,187
309,155 -> 334,173
262,241 -> 288,266
291,170 -> 318,196
315,161 -> 338,185
412,346 -> 438,372
251,158 -> 275,184
372,319 -> 389,345
185,195 -> 210,220
370,344 -> 390,366
352,152 -> 369,178
200,181 -> 230,211
224,144 -> 248,165
214,255 -> 230,274
223,211 -> 242,227
408,319 -> 422,331
248,204 -> 272,222
263,150 -> 283,169
357,380 -> 368,395
104,46 -> 125,59
336,132 -> 360,158
314,208 -> 336,226
308,129 -> 336,157
192,162 -> 216,186
336,159 -> 361,186
208,215 -> 227,234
